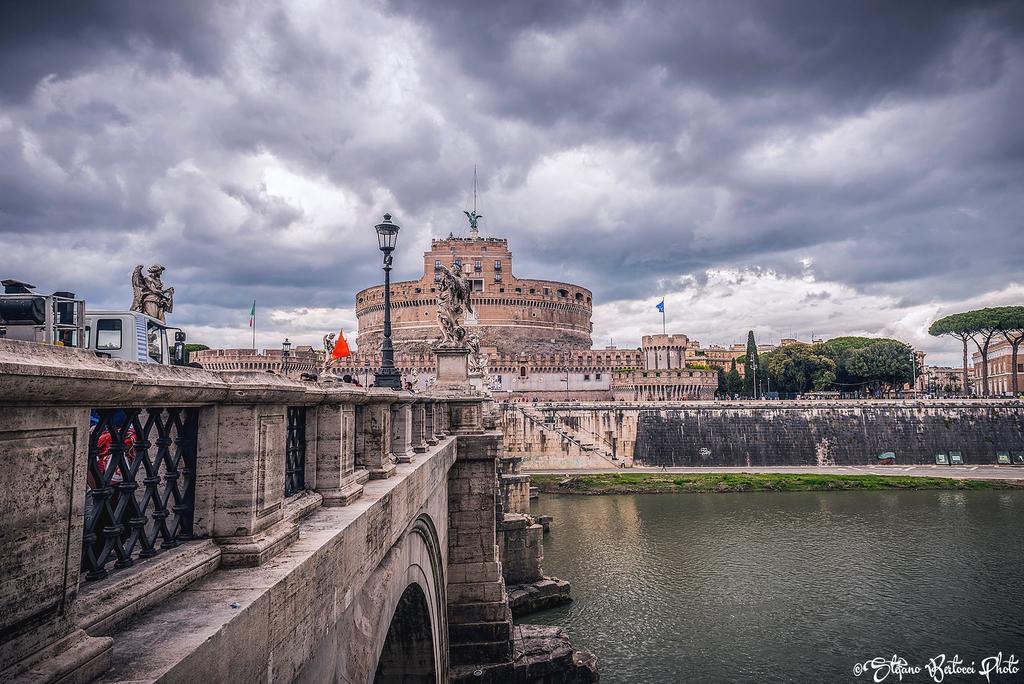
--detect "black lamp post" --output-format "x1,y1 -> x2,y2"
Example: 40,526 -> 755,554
373,213 -> 403,389
281,338 -> 291,375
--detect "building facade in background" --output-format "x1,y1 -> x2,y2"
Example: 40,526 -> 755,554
194,346 -> 319,375
973,339 -> 1022,396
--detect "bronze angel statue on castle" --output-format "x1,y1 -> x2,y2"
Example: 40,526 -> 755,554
130,264 -> 174,322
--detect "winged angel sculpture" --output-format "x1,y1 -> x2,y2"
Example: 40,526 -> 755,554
130,264 -> 174,322
436,261 -> 474,347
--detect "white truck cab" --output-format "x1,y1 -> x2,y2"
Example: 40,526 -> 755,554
85,311 -> 187,365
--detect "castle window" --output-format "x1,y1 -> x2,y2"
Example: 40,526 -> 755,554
474,259 -> 482,271
530,288 -> 536,294
494,273 -> 502,282
584,374 -> 590,381
520,366 -> 527,378
434,259 -> 441,269
414,288 -> 421,293
434,273 -> 441,282
499,288 -> 505,292
494,260 -> 502,270
454,258 -> 461,268
575,292 -> 583,301
596,373 -> 602,380
515,287 -> 522,293
557,289 -> 568,297
543,287 -> 550,296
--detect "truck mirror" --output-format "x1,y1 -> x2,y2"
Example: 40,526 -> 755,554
173,341 -> 189,366
174,331 -> 186,343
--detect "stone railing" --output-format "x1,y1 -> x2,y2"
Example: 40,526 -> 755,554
0,339 -> 455,683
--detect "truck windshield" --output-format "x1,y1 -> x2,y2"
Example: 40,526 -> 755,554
96,319 -> 122,350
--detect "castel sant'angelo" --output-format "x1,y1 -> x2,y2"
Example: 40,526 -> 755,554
335,215 -> 719,401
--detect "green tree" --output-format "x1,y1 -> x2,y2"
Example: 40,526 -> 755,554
845,339 -> 915,395
928,314 -> 973,395
743,331 -> 761,398
715,367 -> 727,397
761,343 -> 836,394
929,308 -> 1002,396
185,343 -> 210,353
820,336 -> 875,389
727,358 -> 743,397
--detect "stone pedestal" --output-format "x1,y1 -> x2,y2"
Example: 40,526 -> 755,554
361,398 -> 396,480
424,400 -> 439,446
0,406 -> 114,683
411,402 -> 429,453
449,400 -> 484,434
209,404 -> 297,567
390,401 -> 415,464
434,346 -> 471,389
313,403 -> 365,507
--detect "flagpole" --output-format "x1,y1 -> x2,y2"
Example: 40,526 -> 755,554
662,304 -> 666,335
252,300 -> 256,350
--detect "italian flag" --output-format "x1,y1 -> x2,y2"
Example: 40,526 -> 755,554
249,300 -> 256,327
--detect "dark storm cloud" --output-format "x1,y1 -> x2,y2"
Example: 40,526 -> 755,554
0,2 -> 232,104
0,0 -> 1021,354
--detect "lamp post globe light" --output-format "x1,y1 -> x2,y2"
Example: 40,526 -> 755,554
281,338 -> 291,375
373,213 -> 403,390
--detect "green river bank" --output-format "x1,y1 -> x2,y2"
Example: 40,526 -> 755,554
530,472 -> 1024,494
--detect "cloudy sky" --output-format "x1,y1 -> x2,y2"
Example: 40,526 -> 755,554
2,1 -> 1022,365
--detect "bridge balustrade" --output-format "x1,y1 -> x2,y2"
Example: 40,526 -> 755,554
82,407 -> 199,580
0,338 -> 462,682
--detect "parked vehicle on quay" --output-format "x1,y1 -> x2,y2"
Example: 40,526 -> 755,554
0,278 -> 189,366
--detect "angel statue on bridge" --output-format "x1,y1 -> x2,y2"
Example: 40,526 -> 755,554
436,261 -> 474,348
130,264 -> 174,322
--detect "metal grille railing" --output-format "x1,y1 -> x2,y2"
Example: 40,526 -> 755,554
82,408 -> 199,580
285,407 -> 307,497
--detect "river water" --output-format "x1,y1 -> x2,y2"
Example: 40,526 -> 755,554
527,491 -> 1024,683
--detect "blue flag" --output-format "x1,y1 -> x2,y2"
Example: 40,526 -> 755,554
656,298 -> 665,313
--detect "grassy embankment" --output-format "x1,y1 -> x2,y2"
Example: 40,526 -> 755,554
531,472 -> 1024,495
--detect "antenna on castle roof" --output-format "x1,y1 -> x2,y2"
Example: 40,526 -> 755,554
464,165 -> 482,238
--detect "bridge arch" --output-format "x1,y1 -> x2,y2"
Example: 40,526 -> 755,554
374,583 -> 435,682
367,513 -> 447,683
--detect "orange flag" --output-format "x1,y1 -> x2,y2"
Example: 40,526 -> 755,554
331,330 -> 351,359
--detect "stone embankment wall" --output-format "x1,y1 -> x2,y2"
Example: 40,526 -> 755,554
501,405 -> 623,469
502,401 -> 1024,468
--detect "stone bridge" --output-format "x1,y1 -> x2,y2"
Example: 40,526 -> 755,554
0,340 -> 595,683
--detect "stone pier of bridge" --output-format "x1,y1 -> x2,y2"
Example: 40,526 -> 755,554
0,340 -> 596,683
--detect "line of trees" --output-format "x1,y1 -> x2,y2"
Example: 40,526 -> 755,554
715,331 -> 918,398
929,306 -> 1024,396
760,336 -> 916,396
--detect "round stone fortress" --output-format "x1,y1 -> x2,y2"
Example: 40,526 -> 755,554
356,234 -> 593,355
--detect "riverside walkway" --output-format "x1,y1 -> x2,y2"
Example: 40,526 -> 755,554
527,464 -> 1024,479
